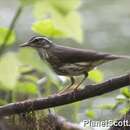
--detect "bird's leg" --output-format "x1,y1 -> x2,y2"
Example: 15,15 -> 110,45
74,73 -> 88,90
58,77 -> 75,94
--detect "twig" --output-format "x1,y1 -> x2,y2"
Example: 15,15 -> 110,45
0,73 -> 130,117
0,5 -> 23,56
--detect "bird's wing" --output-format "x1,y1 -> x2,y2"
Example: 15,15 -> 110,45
51,45 -> 123,64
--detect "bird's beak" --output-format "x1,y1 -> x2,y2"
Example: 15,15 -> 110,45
19,42 -> 29,47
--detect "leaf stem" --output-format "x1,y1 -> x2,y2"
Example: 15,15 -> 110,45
0,5 -> 23,56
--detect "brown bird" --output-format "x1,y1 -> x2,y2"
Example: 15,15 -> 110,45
20,36 -> 129,93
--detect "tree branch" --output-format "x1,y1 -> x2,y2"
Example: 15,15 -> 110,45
0,74 -> 130,117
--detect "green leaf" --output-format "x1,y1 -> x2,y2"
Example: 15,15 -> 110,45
0,99 -> 7,105
53,11 -> 83,43
116,94 -> 126,103
20,0 -> 38,6
0,27 -> 16,45
88,69 -> 104,83
120,87 -> 130,98
33,0 -> 81,19
49,0 -> 81,15
0,52 -> 20,89
33,0 -> 52,20
86,110 -> 95,119
99,104 -> 116,110
15,82 -> 38,94
32,12 -> 83,42
119,107 -> 130,115
32,19 -> 66,38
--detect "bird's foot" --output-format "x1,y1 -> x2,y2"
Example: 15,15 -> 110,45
57,88 -> 73,95
56,84 -> 74,95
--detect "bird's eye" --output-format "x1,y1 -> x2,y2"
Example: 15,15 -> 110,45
34,38 -> 39,42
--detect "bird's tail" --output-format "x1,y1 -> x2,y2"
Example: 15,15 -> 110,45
106,54 -> 130,61
95,54 -> 130,66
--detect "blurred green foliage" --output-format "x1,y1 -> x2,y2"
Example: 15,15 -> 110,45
96,87 -> 130,117
32,19 -> 66,38
99,104 -> 116,110
20,0 -> 38,6
0,52 -> 20,88
15,82 -> 38,95
120,87 -> 130,98
0,27 -> 16,45
33,0 -> 83,42
33,0 -> 80,18
89,69 -> 104,83
86,109 -> 95,119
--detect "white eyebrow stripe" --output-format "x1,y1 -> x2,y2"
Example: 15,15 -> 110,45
29,36 -> 53,44
34,37 -> 42,40
34,37 -> 50,41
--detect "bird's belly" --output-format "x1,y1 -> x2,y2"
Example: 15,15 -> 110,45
52,63 -> 93,76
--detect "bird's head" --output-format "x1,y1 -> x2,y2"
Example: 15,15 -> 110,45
20,36 -> 53,49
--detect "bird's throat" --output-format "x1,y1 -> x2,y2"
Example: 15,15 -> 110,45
36,48 -> 49,60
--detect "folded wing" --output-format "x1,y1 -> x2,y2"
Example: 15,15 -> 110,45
52,45 -> 124,64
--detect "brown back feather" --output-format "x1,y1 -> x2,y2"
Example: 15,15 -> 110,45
50,45 -> 129,64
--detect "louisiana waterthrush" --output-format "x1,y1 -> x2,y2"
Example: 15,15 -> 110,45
20,36 -> 129,92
